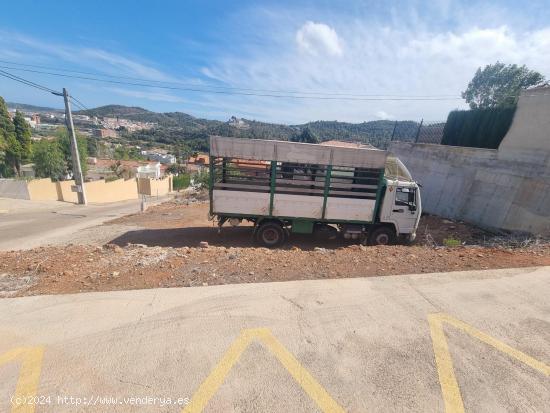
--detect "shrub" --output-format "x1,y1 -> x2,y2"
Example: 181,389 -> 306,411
173,173 -> 191,190
443,237 -> 462,247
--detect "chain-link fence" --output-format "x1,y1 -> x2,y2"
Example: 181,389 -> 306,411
390,119 -> 446,145
416,121 -> 446,144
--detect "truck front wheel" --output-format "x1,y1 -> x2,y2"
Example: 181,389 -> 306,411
367,226 -> 396,246
256,222 -> 286,248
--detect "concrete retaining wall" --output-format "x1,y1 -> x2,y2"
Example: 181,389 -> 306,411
390,143 -> 550,235
137,176 -> 172,197
1,176 -> 172,204
389,87 -> 550,235
27,178 -> 59,201
0,179 -> 30,199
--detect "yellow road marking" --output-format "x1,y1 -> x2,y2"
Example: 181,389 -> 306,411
0,347 -> 45,413
182,328 -> 345,413
428,313 -> 550,413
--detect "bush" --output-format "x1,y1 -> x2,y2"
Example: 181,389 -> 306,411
32,139 -> 65,180
441,107 -> 516,149
443,237 -> 462,247
173,173 -> 191,190
192,168 -> 210,188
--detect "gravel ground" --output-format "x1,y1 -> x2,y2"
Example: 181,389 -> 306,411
1,199 -> 548,297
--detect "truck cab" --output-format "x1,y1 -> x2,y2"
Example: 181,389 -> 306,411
379,157 -> 422,243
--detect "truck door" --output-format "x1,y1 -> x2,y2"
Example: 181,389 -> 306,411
390,187 -> 418,233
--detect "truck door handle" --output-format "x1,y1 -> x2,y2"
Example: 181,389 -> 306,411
393,208 -> 404,213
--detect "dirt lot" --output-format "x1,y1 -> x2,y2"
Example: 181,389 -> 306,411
1,199 -> 548,297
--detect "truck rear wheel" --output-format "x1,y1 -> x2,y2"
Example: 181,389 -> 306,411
256,222 -> 285,248
368,226 -> 396,246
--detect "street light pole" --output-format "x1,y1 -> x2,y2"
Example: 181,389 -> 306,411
62,88 -> 87,205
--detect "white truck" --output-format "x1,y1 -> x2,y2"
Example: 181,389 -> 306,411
208,136 -> 421,247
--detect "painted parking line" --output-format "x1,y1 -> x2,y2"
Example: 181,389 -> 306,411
182,328 -> 345,413
0,347 -> 44,413
428,313 -> 550,413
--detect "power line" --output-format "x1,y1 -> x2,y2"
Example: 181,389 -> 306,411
0,59 -> 460,98
0,68 -> 89,111
0,65 -> 464,102
70,96 -> 89,111
0,69 -> 59,94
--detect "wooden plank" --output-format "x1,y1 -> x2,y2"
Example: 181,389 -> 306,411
210,136 -> 387,169
325,197 -> 376,221
212,190 -> 270,215
273,194 -> 324,219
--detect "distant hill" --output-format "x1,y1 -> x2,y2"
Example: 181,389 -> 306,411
18,102 -> 420,149
76,105 -> 152,118
7,102 -> 63,113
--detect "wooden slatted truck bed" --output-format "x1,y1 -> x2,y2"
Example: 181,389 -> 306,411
208,136 -> 421,247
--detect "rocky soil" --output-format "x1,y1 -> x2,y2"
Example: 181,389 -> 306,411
1,199 -> 548,297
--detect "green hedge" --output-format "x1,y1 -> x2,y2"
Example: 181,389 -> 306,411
441,107 -> 516,149
173,173 -> 191,190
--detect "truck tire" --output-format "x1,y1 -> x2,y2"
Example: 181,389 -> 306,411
368,226 -> 396,246
256,222 -> 286,248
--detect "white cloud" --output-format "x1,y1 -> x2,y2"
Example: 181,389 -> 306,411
0,30 -> 175,81
203,23 -> 550,123
296,21 -> 343,57
375,111 -> 393,120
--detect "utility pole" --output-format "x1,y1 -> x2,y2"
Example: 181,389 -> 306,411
62,88 -> 87,205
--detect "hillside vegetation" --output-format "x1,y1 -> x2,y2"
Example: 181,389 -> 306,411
78,105 -> 421,150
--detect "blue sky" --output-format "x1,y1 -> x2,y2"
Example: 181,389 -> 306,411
1,0 -> 549,123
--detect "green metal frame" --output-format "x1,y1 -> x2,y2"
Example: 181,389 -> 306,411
372,170 -> 386,221
209,154 -> 386,228
291,219 -> 314,234
320,165 -> 332,219
208,152 -> 214,216
268,160 -> 277,216
220,212 -> 377,226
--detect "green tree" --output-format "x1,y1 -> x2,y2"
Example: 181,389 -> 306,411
291,127 -> 320,144
4,135 -> 23,176
32,139 -> 65,180
462,62 -> 545,109
114,146 -> 130,160
56,128 -> 88,177
0,97 -> 16,176
13,111 -> 32,163
192,168 -> 210,188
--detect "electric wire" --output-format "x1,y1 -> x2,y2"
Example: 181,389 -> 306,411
0,59 -> 460,98
0,69 -> 58,94
0,65 -> 464,101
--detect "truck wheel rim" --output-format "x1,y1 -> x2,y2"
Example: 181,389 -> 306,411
262,229 -> 279,244
376,233 -> 389,245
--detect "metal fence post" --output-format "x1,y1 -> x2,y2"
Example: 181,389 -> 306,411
390,120 -> 398,141
415,119 -> 424,143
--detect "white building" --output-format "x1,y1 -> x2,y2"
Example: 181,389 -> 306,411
137,163 -> 161,179
143,151 -> 176,164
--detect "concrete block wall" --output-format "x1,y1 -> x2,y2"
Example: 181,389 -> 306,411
389,142 -> 550,235
27,178 -> 59,201
137,176 -> 172,197
1,177 -> 172,204
0,179 -> 30,199
389,87 -> 550,235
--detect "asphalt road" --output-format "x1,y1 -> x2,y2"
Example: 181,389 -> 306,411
0,266 -> 549,412
0,197 -> 166,251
